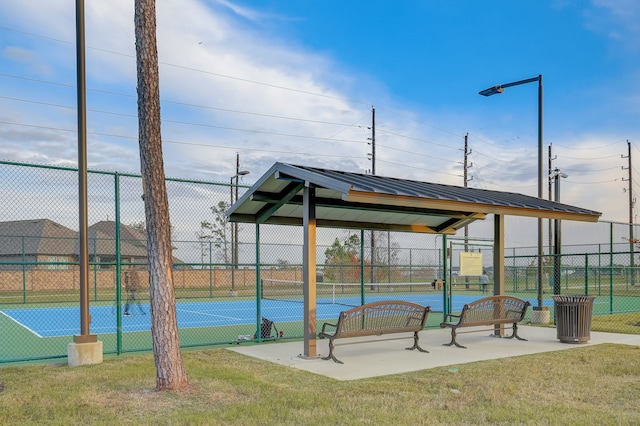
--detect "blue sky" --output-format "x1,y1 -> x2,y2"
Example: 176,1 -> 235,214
1,0 -> 639,223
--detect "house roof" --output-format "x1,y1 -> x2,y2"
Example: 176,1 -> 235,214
86,221 -> 148,257
0,219 -> 76,256
227,163 -> 601,234
0,219 -> 185,263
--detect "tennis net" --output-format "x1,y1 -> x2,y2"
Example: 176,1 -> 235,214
260,278 -> 433,307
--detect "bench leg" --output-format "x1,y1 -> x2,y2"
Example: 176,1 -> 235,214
405,331 -> 429,353
321,338 -> 343,364
505,323 -> 528,341
442,328 -> 467,349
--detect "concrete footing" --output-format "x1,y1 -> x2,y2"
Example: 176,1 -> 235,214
67,341 -> 103,367
530,308 -> 551,324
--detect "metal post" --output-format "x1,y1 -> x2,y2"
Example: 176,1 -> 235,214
627,140 -> 635,286
229,176 -> 235,295
255,223 -> 261,340
115,173 -> 122,353
74,0 -> 96,343
609,222 -> 614,313
22,236 -> 26,304
208,240 -> 213,298
537,74 -> 545,310
550,168 -> 567,295
585,254 -> 589,295
360,229 -> 365,305
553,170 -> 561,295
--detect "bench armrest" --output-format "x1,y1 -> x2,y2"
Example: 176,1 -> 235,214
505,308 -> 526,319
321,321 -> 338,334
405,313 -> 424,326
442,312 -> 462,322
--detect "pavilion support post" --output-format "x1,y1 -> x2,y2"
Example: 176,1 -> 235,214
302,186 -> 317,358
493,214 -> 505,337
493,214 -> 505,296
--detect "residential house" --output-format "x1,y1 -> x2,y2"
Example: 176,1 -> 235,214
0,219 -> 77,270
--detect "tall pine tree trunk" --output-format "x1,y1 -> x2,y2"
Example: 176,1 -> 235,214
134,0 -> 188,391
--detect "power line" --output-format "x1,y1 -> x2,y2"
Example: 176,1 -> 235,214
375,159 -> 461,178
556,153 -> 621,161
562,165 -> 620,173
0,121 -> 365,159
466,132 -> 530,152
553,139 -> 627,150
0,76 -> 368,129
375,128 -> 460,151
564,179 -> 618,185
0,26 -> 369,106
375,143 -> 460,164
470,149 -> 536,164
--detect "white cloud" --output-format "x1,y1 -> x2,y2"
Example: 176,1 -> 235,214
0,0 -> 636,225
587,0 -> 640,47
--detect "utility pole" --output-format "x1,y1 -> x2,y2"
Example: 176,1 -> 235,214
623,140 -> 635,285
463,133 -> 472,187
230,153 -> 249,296
368,106 -> 376,175
463,133 -> 472,289
548,144 -> 556,256
369,106 -> 376,288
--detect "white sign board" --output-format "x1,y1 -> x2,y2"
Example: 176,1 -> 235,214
459,252 -> 483,276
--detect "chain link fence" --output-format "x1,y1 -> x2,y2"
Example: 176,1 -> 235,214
1,160 -> 639,363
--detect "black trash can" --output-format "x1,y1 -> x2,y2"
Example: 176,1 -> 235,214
552,295 -> 596,344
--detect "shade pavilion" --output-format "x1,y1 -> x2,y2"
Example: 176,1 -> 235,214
227,163 -> 601,359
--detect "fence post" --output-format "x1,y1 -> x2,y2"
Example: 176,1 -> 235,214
598,243 -> 602,295
21,236 -> 26,304
512,248 -> 517,292
255,224 -> 261,340
584,254 -> 589,295
609,222 -> 613,314
209,240 -> 213,298
115,172 -> 122,354
92,237 -> 97,300
409,248 -> 412,285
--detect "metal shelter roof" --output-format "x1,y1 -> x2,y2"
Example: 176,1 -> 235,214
227,163 -> 601,232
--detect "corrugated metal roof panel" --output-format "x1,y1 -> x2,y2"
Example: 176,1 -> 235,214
227,163 -> 601,233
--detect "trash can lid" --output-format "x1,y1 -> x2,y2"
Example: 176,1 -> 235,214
552,295 -> 596,302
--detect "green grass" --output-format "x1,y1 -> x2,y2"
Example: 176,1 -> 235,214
592,312 -> 640,334
1,342 -> 640,425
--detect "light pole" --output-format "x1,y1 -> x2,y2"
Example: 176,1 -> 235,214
480,75 -> 546,316
550,168 -> 568,295
230,168 -> 249,296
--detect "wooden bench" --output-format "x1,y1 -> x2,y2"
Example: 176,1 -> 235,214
439,295 -> 530,348
318,300 -> 432,364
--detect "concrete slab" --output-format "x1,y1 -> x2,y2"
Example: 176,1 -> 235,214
228,326 -> 640,381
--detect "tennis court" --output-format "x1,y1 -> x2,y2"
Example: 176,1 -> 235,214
1,292 -> 503,339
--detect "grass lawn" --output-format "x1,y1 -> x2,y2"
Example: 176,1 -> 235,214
1,341 -> 639,425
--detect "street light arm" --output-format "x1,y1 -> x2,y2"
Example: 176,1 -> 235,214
500,76 -> 540,89
479,75 -> 541,96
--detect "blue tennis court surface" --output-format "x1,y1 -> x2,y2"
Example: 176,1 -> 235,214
1,294 -> 552,338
